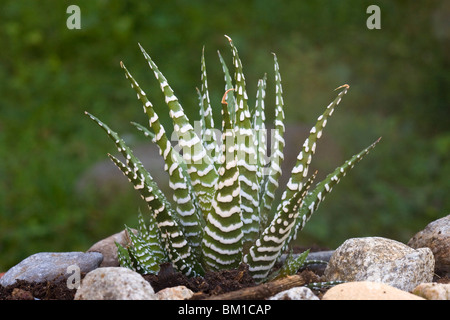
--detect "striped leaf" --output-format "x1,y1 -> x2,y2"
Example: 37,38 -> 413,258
226,35 -> 260,241
86,112 -> 203,276
244,171 -> 317,281
202,89 -> 244,270
108,152 -> 203,277
85,112 -> 168,207
136,209 -> 166,263
132,121 -> 192,193
260,54 -> 286,227
268,249 -> 310,281
253,74 -> 268,188
218,50 -> 236,125
138,44 -> 218,219
199,46 -> 220,163
120,62 -> 203,257
124,225 -> 161,274
116,242 -> 135,271
277,85 -> 349,214
288,137 -> 382,245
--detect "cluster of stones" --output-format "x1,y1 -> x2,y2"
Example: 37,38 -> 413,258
1,215 -> 448,300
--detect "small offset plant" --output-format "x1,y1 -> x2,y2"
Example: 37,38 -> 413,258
86,36 -> 380,283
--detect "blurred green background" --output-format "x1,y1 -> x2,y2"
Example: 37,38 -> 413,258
1,0 -> 449,271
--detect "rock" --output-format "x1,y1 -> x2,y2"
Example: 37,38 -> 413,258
412,283 -> 450,300
324,237 -> 435,292
0,252 -> 103,287
407,214 -> 450,276
74,267 -> 156,300
268,287 -> 319,300
87,229 -> 136,267
11,288 -> 34,300
322,281 -> 425,300
155,285 -> 194,300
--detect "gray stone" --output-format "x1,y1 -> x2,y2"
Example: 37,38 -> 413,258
268,286 -> 319,300
74,267 -> 156,300
87,229 -> 136,267
407,214 -> 450,276
0,251 -> 103,287
324,237 -> 435,292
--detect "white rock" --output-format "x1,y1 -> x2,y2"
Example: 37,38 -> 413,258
412,282 -> 450,300
156,285 -> 194,300
322,281 -> 425,300
324,237 -> 435,292
268,286 -> 319,300
75,267 -> 156,300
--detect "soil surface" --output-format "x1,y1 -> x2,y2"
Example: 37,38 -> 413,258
1,246 -> 448,300
0,263 -> 328,300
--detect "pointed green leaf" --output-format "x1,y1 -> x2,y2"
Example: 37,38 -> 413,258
253,74 -> 268,179
278,85 -> 350,214
260,54 -> 286,226
125,225 -> 161,274
288,137 -> 382,244
269,249 -> 310,281
202,90 -> 243,271
86,112 -> 202,276
85,112 -> 167,205
199,46 -> 219,163
226,35 -> 260,241
115,242 -> 135,271
120,62 -> 203,256
138,43 -> 218,218
137,209 -> 166,263
108,153 -> 202,276
244,171 -> 316,282
217,50 -> 235,125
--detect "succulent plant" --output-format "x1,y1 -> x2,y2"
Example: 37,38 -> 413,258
86,35 -> 380,282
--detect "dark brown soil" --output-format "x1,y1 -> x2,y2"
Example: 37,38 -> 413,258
1,245 -> 447,300
0,260 -> 328,300
0,263 -> 325,300
145,263 -> 258,299
0,278 -> 79,300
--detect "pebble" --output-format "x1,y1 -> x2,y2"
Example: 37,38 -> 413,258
0,251 -> 103,287
74,267 -> 156,300
268,286 -> 319,300
155,285 -> 194,300
412,282 -> 450,300
324,237 -> 435,292
407,214 -> 450,276
322,281 -> 425,300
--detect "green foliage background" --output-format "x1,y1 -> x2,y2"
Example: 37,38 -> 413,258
1,0 -> 448,270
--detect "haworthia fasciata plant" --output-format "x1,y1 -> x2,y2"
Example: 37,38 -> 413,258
87,35 -> 380,282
